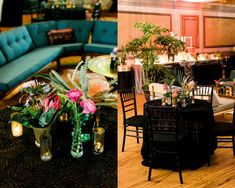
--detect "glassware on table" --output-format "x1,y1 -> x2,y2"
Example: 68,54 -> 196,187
11,121 -> 23,137
93,127 -> 105,155
40,133 -> 52,161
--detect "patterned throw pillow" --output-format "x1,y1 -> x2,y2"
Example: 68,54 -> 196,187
48,28 -> 75,45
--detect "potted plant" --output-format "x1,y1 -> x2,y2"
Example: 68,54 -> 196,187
121,21 -> 185,100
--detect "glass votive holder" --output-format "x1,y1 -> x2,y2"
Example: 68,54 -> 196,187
40,133 -> 52,161
59,112 -> 69,123
93,127 -> 105,155
11,121 -> 23,137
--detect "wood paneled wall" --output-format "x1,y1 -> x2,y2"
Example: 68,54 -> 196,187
118,12 -> 171,48
204,16 -> 235,47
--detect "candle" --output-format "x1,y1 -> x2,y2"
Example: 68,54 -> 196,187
93,127 -> 105,155
11,121 -> 23,137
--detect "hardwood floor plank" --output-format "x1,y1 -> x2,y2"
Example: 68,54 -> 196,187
118,93 -> 235,187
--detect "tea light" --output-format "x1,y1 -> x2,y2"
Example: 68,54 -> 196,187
94,142 -> 103,152
11,121 -> 23,137
59,112 -> 68,122
93,127 -> 105,155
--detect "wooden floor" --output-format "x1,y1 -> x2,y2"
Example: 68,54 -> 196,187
118,94 -> 235,188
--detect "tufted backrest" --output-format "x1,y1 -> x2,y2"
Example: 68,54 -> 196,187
0,26 -> 35,62
92,21 -> 117,45
26,21 -> 57,47
0,49 -> 7,66
57,20 -> 93,43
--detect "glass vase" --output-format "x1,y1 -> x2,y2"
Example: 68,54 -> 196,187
71,120 -> 83,158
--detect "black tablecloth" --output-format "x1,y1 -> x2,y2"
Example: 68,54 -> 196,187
0,106 -> 117,188
142,99 -> 217,170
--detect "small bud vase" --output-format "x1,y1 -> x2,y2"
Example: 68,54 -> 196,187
71,120 -> 83,158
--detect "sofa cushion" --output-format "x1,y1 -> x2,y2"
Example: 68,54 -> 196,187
0,50 -> 7,66
48,28 -> 75,45
212,90 -> 222,107
0,26 -> 35,62
51,43 -> 83,54
57,20 -> 93,43
26,21 -> 57,47
92,21 -> 117,45
0,46 -> 63,92
84,43 -> 116,54
213,97 -> 234,114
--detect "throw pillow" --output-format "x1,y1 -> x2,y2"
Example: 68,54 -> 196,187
48,28 -> 75,45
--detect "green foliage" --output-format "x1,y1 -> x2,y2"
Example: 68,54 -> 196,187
156,35 -> 186,55
121,21 -> 186,87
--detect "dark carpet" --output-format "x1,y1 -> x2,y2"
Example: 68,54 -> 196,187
0,107 -> 117,188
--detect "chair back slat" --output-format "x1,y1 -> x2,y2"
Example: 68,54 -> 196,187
193,85 -> 214,104
120,89 -> 138,118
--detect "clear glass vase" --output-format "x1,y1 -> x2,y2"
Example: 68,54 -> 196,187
71,120 -> 83,158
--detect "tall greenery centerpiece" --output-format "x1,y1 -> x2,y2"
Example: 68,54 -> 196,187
156,33 -> 186,61
121,21 -> 186,88
121,22 -> 168,87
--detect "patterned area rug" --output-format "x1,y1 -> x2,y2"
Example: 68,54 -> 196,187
0,107 -> 117,188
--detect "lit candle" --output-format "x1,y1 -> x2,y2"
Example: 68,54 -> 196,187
95,142 -> 103,152
11,121 -> 23,137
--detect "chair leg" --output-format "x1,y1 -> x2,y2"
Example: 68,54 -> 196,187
122,125 -> 127,152
207,154 -> 211,167
233,136 -> 235,156
176,155 -> 183,184
136,127 -> 139,144
148,166 -> 152,181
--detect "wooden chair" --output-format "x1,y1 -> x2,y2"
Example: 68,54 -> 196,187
119,88 -> 144,152
211,102 -> 235,155
192,85 -> 214,104
145,105 -> 190,184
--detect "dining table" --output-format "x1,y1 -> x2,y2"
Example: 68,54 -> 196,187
43,7 -> 86,20
142,99 -> 217,170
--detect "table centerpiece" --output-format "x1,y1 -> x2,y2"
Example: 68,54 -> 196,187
10,80 -> 62,147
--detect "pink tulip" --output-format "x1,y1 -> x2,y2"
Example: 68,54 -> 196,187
80,99 -> 96,114
66,89 -> 83,102
163,83 -> 169,91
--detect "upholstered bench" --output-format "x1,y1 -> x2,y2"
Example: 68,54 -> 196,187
0,20 -> 117,96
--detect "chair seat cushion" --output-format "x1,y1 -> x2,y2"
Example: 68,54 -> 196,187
126,115 -> 144,127
211,122 -> 235,136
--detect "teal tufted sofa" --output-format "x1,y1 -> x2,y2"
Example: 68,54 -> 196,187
0,20 -> 117,95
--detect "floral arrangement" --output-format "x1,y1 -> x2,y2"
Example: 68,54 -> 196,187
162,69 -> 196,106
214,79 -> 235,96
42,61 -> 97,122
10,80 -> 62,128
42,61 -> 97,157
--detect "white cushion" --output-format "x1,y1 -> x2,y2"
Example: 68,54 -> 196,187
149,83 -> 165,100
212,90 -> 222,107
